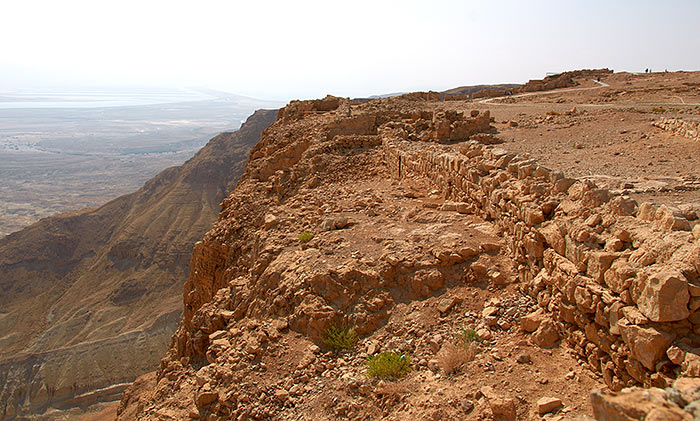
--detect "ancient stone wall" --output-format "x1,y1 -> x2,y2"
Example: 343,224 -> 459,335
383,135 -> 700,391
654,117 -> 700,143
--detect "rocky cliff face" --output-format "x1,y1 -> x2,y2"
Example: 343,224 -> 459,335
116,92 -> 700,420
0,109 -> 277,418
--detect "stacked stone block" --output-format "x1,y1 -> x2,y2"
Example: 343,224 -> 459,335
653,117 -> 700,143
383,136 -> 700,390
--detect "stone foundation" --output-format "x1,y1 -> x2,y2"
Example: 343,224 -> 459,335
654,117 -> 700,142
383,135 -> 700,390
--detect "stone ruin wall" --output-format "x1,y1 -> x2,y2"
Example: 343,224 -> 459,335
382,133 -> 700,391
654,117 -> 700,143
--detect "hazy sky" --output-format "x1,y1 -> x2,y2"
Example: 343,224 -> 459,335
1,0 -> 698,101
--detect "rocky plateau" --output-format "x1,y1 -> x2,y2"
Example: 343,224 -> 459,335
4,70 -> 700,420
114,71 -> 700,420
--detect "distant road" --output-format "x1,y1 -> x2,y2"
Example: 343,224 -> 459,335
478,79 -> 609,104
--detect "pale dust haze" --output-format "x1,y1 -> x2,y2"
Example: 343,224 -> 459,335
1,0 -> 699,100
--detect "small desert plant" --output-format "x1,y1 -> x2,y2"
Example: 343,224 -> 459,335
298,231 -> 314,243
572,142 -> 584,149
437,342 -> 476,375
456,327 -> 481,345
652,107 -> 666,113
323,323 -> 358,351
437,327 -> 480,374
365,352 -> 411,379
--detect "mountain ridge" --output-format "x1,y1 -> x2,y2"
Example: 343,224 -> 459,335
0,108 -> 278,418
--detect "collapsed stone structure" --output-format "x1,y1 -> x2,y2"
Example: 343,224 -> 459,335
654,117 -> 700,143
383,123 -> 700,391
275,95 -> 700,391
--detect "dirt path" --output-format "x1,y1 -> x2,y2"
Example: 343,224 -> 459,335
480,77 -> 700,107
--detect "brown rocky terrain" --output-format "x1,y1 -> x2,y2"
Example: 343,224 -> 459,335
442,83 -> 521,100
115,71 -> 700,420
471,69 -> 614,99
0,109 -> 277,418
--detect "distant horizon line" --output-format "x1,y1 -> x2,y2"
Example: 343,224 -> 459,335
2,67 -> 698,104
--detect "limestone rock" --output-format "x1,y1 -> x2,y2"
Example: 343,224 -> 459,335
587,251 -> 617,283
274,389 -> 290,402
604,260 -> 636,294
320,216 -> 349,231
537,396 -> 562,415
590,388 -> 691,421
481,386 -> 516,420
264,214 -> 279,229
667,345 -> 687,365
609,196 -> 638,216
673,377 -> 700,405
637,271 -> 690,322
438,296 -> 459,314
653,205 -> 691,231
516,352 -> 531,364
531,318 -> 559,347
619,322 -> 674,370
196,390 -> 218,408
681,349 -> 700,377
520,308 -> 545,333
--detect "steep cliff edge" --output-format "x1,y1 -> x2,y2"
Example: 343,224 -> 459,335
118,86 -> 700,420
114,96 -> 585,420
0,109 -> 277,418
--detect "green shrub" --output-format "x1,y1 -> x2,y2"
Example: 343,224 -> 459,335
652,107 -> 666,113
298,231 -> 314,243
366,352 -> 411,379
456,327 -> 481,345
323,324 -> 358,351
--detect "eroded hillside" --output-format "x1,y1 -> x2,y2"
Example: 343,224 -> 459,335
0,110 -> 277,419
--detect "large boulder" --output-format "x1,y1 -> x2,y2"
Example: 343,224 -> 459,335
637,271 -> 690,322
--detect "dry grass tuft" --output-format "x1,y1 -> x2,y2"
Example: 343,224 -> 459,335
437,342 -> 476,375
